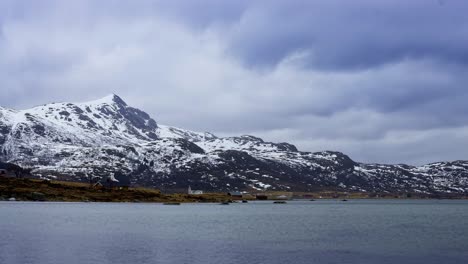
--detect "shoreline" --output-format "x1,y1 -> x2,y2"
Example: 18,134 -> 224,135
0,177 -> 233,203
1,177 -> 467,203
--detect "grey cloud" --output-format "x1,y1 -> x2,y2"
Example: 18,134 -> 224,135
225,0 -> 468,70
0,0 -> 467,165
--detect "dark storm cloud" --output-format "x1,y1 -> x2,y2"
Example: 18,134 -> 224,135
223,0 -> 468,70
149,0 -> 468,135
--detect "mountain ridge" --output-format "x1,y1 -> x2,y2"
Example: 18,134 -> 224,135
1,95 -> 467,194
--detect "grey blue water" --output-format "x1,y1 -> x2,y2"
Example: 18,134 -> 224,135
1,200 -> 467,264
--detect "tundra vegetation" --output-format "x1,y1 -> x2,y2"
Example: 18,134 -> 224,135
0,177 -> 231,203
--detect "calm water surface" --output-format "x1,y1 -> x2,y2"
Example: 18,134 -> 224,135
1,200 -> 467,264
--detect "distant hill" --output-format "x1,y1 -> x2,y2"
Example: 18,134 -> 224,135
1,94 -> 467,194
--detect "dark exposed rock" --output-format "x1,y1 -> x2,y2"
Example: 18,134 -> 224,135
1,95 -> 468,195
0,124 -> 10,145
276,142 -> 298,152
59,111 -> 70,117
173,138 -> 205,154
31,124 -> 46,136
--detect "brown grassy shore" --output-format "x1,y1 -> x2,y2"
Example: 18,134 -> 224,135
0,177 -> 231,203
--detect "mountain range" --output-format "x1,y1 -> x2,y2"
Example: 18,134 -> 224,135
1,94 -> 467,194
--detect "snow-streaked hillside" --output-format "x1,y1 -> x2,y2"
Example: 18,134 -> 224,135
1,94 -> 467,194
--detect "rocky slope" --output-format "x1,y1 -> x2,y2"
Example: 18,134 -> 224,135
1,95 -> 467,194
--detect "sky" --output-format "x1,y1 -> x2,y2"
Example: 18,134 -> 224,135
1,0 -> 468,165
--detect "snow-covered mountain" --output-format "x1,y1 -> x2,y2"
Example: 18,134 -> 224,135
1,94 -> 467,194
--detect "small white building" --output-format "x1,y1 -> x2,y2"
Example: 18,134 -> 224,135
188,186 -> 203,195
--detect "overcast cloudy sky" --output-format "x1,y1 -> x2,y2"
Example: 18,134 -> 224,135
1,0 -> 467,165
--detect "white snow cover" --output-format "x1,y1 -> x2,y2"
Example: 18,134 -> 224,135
1,94 -> 467,193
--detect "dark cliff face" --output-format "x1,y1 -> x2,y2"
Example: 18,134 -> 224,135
276,143 -> 298,152
0,124 -> 10,146
1,95 -> 468,194
111,95 -> 158,131
94,95 -> 159,139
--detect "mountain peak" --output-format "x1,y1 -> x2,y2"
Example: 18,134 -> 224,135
103,94 -> 127,106
95,94 -> 127,107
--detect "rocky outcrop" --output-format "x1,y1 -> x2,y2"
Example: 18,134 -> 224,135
1,95 -> 467,194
